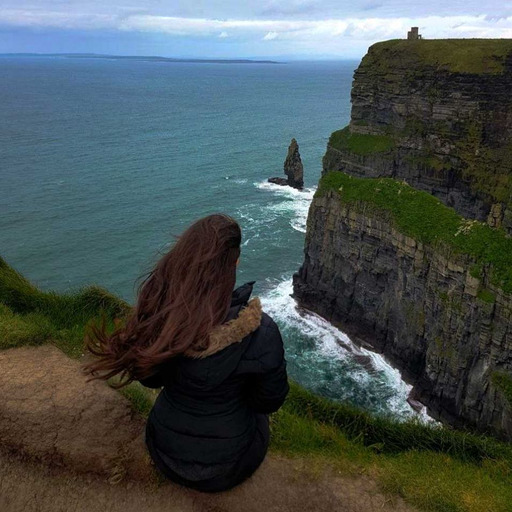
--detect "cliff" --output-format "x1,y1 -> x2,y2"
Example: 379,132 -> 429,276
322,39 -> 512,232
295,39 -> 512,439
294,172 -> 512,438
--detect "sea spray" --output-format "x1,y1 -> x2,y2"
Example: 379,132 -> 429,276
259,277 -> 429,420
253,180 -> 431,421
255,181 -> 315,233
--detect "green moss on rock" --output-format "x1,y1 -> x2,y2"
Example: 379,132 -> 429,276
477,288 -> 496,304
329,127 -> 395,156
491,372 -> 512,405
456,121 -> 512,204
317,171 -> 512,293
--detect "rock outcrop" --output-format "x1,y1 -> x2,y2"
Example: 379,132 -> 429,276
295,39 -> 512,440
269,138 -> 304,189
0,344 -> 152,482
322,39 -> 512,233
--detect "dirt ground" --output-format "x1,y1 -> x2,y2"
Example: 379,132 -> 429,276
0,345 -> 416,512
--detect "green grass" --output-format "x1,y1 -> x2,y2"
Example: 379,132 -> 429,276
2,255 -> 512,511
283,381 -> 512,464
0,256 -> 131,358
378,451 -> 512,512
273,384 -> 512,512
117,380 -> 158,417
329,126 -> 395,155
364,39 -> 512,75
0,303 -> 54,349
317,171 -> 512,293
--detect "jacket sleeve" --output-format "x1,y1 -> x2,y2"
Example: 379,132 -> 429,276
138,371 -> 163,389
244,319 -> 290,414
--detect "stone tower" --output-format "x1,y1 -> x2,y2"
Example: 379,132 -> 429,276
407,27 -> 422,40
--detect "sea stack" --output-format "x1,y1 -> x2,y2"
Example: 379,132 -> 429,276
268,138 -> 304,190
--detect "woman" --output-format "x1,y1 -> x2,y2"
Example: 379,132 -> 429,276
82,213 -> 289,492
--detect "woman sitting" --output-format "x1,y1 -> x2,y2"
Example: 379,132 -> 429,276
82,213 -> 289,492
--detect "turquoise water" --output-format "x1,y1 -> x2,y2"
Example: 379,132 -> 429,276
1,56 -> 423,418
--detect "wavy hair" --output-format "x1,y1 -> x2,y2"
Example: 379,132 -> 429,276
82,213 -> 241,388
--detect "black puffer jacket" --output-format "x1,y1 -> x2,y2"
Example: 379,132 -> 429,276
140,281 -> 289,483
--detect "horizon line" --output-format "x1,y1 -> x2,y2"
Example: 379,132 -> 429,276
0,52 -> 360,63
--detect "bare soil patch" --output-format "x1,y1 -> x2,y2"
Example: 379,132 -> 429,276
0,345 -> 415,512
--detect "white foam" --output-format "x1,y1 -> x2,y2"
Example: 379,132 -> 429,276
255,180 -> 316,233
224,176 -> 248,184
259,277 -> 434,422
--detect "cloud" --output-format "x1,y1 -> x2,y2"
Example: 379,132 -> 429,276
263,31 -> 278,40
117,15 -> 305,36
485,13 -> 512,22
0,10 -> 117,30
1,10 -> 512,54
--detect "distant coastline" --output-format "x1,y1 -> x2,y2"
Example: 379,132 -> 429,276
0,53 -> 281,64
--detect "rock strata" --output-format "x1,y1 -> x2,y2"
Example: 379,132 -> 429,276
322,40 -> 512,232
293,187 -> 512,439
294,40 -> 512,440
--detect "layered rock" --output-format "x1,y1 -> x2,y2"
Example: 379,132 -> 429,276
294,174 -> 512,439
322,39 -> 512,232
269,138 -> 304,189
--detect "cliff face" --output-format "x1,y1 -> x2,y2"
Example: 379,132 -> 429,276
322,40 -> 512,232
294,175 -> 512,438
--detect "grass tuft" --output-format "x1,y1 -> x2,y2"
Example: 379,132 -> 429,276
0,256 -> 131,358
477,288 -> 496,304
329,126 -> 395,155
284,381 -> 512,466
116,381 -> 157,417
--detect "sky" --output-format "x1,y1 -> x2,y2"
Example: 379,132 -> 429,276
1,1 -> 512,59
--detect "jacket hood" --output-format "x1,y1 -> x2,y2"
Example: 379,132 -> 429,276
183,294 -> 262,359
176,282 -> 263,389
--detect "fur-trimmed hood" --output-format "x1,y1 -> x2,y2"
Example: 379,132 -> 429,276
183,297 -> 262,359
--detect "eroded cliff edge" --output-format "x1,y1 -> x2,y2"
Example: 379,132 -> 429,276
322,39 -> 512,232
294,39 -> 512,439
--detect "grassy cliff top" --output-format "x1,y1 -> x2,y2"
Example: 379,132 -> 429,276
363,39 -> 512,74
317,171 -> 512,293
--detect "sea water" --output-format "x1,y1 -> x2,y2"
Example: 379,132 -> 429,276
0,56 -> 423,419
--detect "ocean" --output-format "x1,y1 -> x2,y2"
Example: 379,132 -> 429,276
1,56 -> 423,419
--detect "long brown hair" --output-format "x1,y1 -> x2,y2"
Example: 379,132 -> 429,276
82,213 -> 241,388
